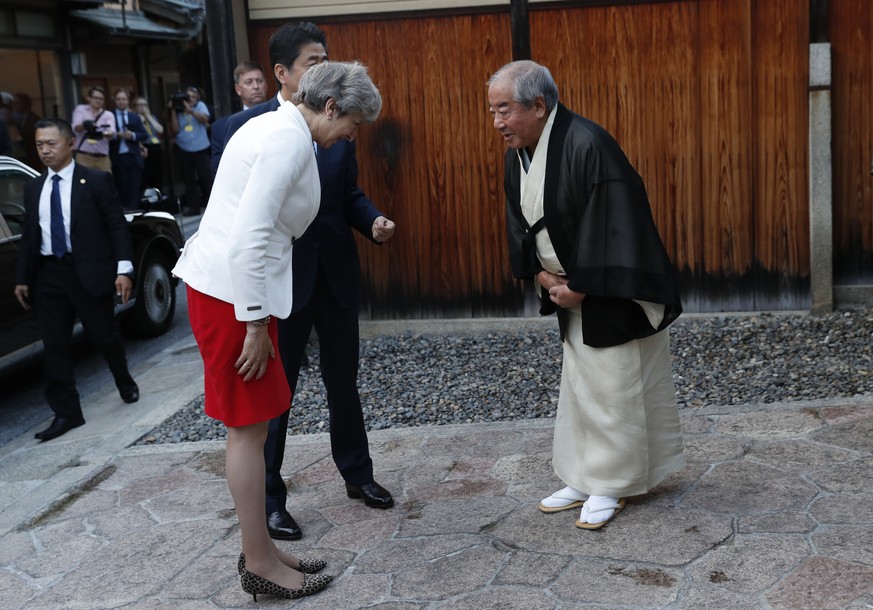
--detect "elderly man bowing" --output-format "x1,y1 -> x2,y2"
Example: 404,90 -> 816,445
487,61 -> 685,530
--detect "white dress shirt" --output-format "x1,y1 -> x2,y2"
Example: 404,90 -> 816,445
38,160 -> 133,274
39,162 -> 74,255
115,109 -> 134,154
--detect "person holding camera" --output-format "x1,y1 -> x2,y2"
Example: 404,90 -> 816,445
169,86 -> 212,216
71,86 -> 116,174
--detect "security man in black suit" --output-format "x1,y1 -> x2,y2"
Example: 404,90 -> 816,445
15,118 -> 140,442
214,23 -> 397,540
109,89 -> 148,210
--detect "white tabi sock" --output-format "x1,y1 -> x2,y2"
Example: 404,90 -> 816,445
579,495 -> 621,524
540,485 -> 589,508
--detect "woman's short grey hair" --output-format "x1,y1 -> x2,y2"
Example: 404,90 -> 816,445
293,61 -> 382,123
488,60 -> 559,112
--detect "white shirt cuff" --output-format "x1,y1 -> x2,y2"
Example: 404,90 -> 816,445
117,261 -> 134,275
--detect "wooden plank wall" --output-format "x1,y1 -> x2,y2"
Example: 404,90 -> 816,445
250,13 -> 525,319
248,0 -> 812,317
531,0 -> 809,310
832,0 -> 873,282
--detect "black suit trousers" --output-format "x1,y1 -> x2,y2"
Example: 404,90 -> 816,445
142,144 -> 164,191
265,265 -> 374,513
175,146 -> 212,209
113,152 -> 142,210
35,258 -> 134,419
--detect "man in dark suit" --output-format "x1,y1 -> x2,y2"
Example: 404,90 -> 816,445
214,22 -> 397,540
109,89 -> 148,210
15,118 -> 140,442
209,60 -> 267,177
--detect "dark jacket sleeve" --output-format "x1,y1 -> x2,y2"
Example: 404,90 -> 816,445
342,141 -> 383,242
209,116 -> 228,177
128,113 -> 148,145
73,168 -> 133,296
560,120 -> 682,346
89,170 -> 133,263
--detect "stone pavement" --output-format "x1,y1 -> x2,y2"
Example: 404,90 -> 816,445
1,323 -> 873,609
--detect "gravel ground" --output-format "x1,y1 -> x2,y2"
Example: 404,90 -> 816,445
136,308 -> 873,445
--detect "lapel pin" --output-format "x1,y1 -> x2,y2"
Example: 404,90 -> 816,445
80,179 -> 86,184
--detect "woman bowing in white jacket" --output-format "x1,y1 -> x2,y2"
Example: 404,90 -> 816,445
173,61 -> 382,602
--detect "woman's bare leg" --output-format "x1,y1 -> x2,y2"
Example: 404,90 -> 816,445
226,421 -> 303,589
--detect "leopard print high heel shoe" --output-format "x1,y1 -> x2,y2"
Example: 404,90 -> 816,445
237,553 -> 327,575
239,567 -> 332,601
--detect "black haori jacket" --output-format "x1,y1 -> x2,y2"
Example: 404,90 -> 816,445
504,104 -> 682,348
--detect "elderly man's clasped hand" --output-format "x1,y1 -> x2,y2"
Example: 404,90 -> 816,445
537,270 -> 586,308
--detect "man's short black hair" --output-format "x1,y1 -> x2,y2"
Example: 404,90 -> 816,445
35,117 -> 74,140
269,22 -> 328,70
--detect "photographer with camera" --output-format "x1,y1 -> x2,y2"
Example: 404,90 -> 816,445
71,86 -> 116,173
169,86 -> 212,216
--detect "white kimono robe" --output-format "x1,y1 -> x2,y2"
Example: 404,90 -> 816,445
519,108 -> 685,497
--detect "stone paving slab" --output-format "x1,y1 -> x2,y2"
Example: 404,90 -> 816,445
2,399 -> 873,609
0,340 -> 205,539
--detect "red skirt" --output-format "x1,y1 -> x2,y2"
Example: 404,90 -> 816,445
187,286 -> 291,427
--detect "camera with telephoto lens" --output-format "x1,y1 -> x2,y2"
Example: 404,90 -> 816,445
82,119 -> 104,140
170,91 -> 188,113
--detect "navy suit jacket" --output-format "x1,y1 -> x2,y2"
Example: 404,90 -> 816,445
17,164 -> 134,297
209,114 -> 231,177
109,110 -> 148,169
211,97 -> 282,176
215,97 -> 384,311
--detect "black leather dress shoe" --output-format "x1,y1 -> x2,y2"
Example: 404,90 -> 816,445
119,384 -> 139,404
267,509 -> 302,540
34,417 -> 85,441
345,481 -> 395,509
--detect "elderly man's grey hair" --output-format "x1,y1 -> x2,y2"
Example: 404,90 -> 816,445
293,61 -> 382,123
488,60 -> 559,112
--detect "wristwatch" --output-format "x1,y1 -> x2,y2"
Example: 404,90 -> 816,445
251,315 -> 271,327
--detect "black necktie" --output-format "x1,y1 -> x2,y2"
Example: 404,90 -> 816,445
50,175 -> 66,257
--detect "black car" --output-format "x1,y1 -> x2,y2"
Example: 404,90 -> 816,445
0,155 -> 183,370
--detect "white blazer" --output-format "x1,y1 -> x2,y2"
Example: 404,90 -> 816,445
172,102 -> 320,321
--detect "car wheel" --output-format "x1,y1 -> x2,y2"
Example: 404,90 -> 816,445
125,253 -> 176,337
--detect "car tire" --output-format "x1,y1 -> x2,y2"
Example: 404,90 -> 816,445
124,253 -> 176,337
